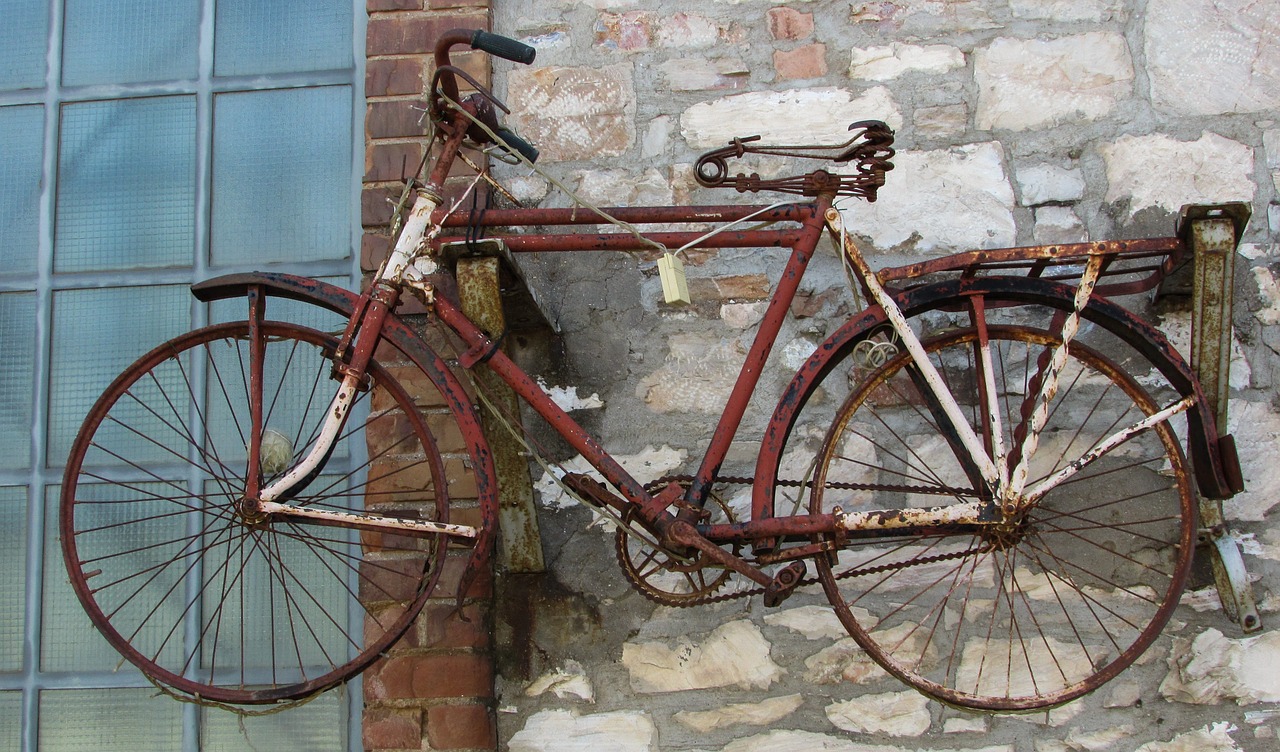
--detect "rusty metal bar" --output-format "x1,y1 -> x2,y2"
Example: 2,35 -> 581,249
436,229 -> 806,254
878,237 -> 1185,297
1179,202 -> 1261,634
456,255 -> 546,573
434,203 -> 813,227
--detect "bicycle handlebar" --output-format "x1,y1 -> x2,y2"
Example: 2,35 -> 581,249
495,127 -> 540,164
432,29 -> 539,163
470,29 -> 536,64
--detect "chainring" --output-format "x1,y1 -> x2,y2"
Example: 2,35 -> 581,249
614,478 -> 741,606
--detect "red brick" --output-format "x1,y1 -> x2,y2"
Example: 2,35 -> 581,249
360,508 -> 444,553
359,555 -> 433,603
418,601 -> 490,649
367,409 -> 465,457
426,703 -> 495,750
365,602 -> 421,650
415,654 -> 494,699
365,141 -> 424,182
428,0 -> 490,8
363,185 -> 398,227
372,366 -> 450,410
361,231 -> 391,271
366,456 -> 443,506
442,49 -> 491,91
369,0 -> 421,11
366,57 -> 427,97
767,7 -> 813,41
367,13 -> 488,57
363,707 -> 422,750
370,653 -> 493,700
774,43 -> 828,80
441,456 -> 481,502
435,553 -> 492,599
367,100 -> 431,140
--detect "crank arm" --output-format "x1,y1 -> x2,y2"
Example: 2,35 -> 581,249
665,521 -> 773,589
258,501 -> 479,539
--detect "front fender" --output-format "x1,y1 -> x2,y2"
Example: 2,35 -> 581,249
752,275 -> 1238,528
191,272 -> 499,586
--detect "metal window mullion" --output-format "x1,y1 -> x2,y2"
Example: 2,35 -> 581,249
182,2 -> 219,748
21,1 -> 65,749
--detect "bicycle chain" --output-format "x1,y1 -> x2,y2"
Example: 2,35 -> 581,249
624,475 -> 989,607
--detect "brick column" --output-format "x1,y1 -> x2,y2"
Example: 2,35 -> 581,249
362,2 -> 497,751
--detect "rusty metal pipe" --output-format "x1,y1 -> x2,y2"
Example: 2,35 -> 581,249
436,229 -> 806,254
434,203 -> 813,227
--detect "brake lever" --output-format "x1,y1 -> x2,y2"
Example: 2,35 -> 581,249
428,65 -> 511,126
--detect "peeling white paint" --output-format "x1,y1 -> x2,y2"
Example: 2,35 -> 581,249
538,378 -> 605,411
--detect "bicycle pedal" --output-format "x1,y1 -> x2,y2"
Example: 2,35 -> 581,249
763,561 -> 807,608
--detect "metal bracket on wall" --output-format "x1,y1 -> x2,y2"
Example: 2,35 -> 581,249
1176,202 -> 1261,634
451,240 -> 553,573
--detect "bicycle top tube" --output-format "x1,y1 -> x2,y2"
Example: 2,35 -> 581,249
430,203 -> 820,255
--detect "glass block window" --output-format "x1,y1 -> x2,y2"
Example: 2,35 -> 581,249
55,98 -> 198,273
215,0 -> 352,77
61,0 -> 200,87
0,294 -> 35,471
212,87 -> 353,266
0,488 -> 25,672
0,2 -> 361,749
0,1 -> 49,91
39,689 -> 183,750
202,691 -> 345,751
0,105 -> 43,275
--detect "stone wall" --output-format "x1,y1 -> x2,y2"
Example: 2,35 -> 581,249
476,1 -> 1280,750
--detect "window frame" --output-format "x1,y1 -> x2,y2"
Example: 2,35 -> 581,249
0,2 -> 367,749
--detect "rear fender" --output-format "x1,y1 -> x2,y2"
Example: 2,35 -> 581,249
752,275 -> 1238,530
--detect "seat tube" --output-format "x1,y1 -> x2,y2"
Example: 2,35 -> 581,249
687,197 -> 830,509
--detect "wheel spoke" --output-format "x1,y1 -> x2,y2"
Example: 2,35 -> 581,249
61,318 -> 459,704
811,322 -> 1193,710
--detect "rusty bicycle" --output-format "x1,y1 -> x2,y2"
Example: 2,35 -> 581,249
61,29 -> 1244,712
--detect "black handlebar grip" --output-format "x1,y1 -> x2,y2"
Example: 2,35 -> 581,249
470,30 -> 536,65
495,128 -> 540,164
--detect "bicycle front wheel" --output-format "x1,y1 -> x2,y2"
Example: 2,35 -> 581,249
810,325 -> 1195,710
61,320 -> 452,704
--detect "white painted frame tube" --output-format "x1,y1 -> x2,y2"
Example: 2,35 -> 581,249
1004,254 -> 1104,501
1022,396 -> 1194,504
824,209 -> 1002,491
259,374 -> 363,503
259,500 -> 479,539
259,192 -> 442,505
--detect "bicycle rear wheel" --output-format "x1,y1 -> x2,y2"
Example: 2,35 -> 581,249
810,325 -> 1195,710
61,320 -> 451,704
